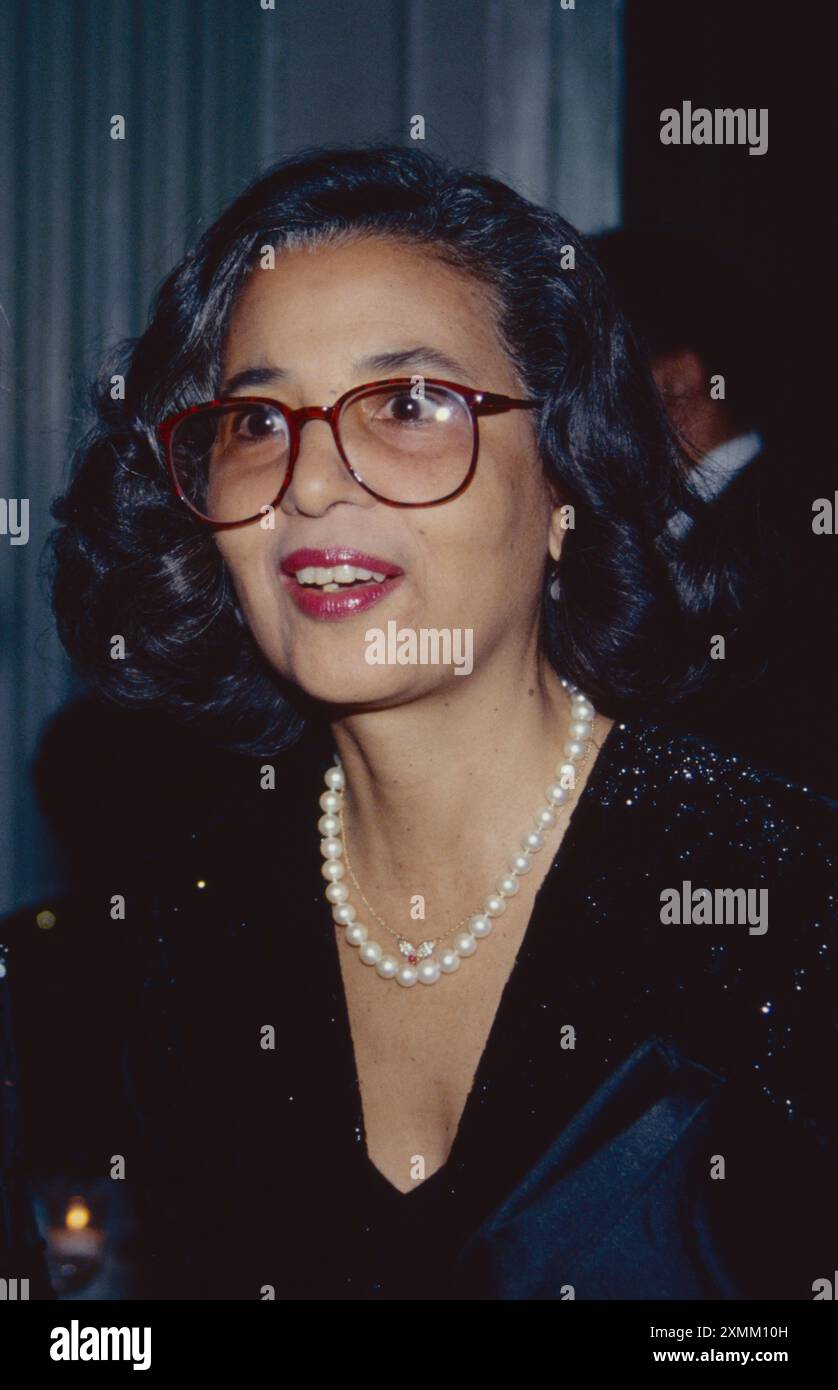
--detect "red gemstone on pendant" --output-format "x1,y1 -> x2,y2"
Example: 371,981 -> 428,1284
408,954 -> 418,964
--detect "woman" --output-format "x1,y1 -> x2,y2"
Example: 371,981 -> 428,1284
43,144 -> 835,1300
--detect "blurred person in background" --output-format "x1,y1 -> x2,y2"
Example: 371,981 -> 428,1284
592,228 -> 836,793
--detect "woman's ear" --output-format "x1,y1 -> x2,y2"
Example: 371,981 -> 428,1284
548,502 -> 566,564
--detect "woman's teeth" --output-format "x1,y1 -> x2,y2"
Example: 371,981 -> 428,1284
294,563 -> 388,592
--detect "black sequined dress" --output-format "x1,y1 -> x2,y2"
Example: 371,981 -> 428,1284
6,716 -> 833,1299
110,715 -> 838,1300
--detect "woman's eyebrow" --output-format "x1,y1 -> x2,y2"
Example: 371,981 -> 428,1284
220,346 -> 476,397
354,346 -> 476,382
220,364 -> 287,395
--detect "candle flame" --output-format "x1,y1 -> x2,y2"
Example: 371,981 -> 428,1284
65,1199 -> 91,1231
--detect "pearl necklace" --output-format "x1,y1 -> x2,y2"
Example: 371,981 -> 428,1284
317,679 -> 596,987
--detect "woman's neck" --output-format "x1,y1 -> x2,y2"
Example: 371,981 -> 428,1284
327,662 -> 613,911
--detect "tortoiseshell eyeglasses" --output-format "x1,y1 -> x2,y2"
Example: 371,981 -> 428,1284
157,376 -> 541,525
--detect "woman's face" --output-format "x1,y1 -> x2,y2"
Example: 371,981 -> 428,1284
215,235 -> 559,706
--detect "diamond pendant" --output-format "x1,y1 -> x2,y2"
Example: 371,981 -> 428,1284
397,938 -> 436,965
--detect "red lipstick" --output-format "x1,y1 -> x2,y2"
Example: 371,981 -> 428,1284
279,547 -> 405,621
280,548 -> 403,578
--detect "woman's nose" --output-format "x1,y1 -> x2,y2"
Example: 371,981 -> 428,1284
284,413 -> 361,507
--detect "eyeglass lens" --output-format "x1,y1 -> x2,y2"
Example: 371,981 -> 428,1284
169,384 -> 475,521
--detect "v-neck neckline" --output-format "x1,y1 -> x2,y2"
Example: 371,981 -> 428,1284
319,718 -> 627,1202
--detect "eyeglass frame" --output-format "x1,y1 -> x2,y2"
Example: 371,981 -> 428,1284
156,375 -> 542,527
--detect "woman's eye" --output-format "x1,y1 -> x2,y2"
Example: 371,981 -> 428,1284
231,406 -> 284,439
380,392 -> 436,423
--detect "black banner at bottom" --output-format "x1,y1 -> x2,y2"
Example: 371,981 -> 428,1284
0,1297 -> 835,1375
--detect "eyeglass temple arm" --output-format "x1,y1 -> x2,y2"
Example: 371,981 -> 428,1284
474,393 -> 541,415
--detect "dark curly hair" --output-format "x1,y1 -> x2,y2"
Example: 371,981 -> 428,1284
47,141 -> 725,758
